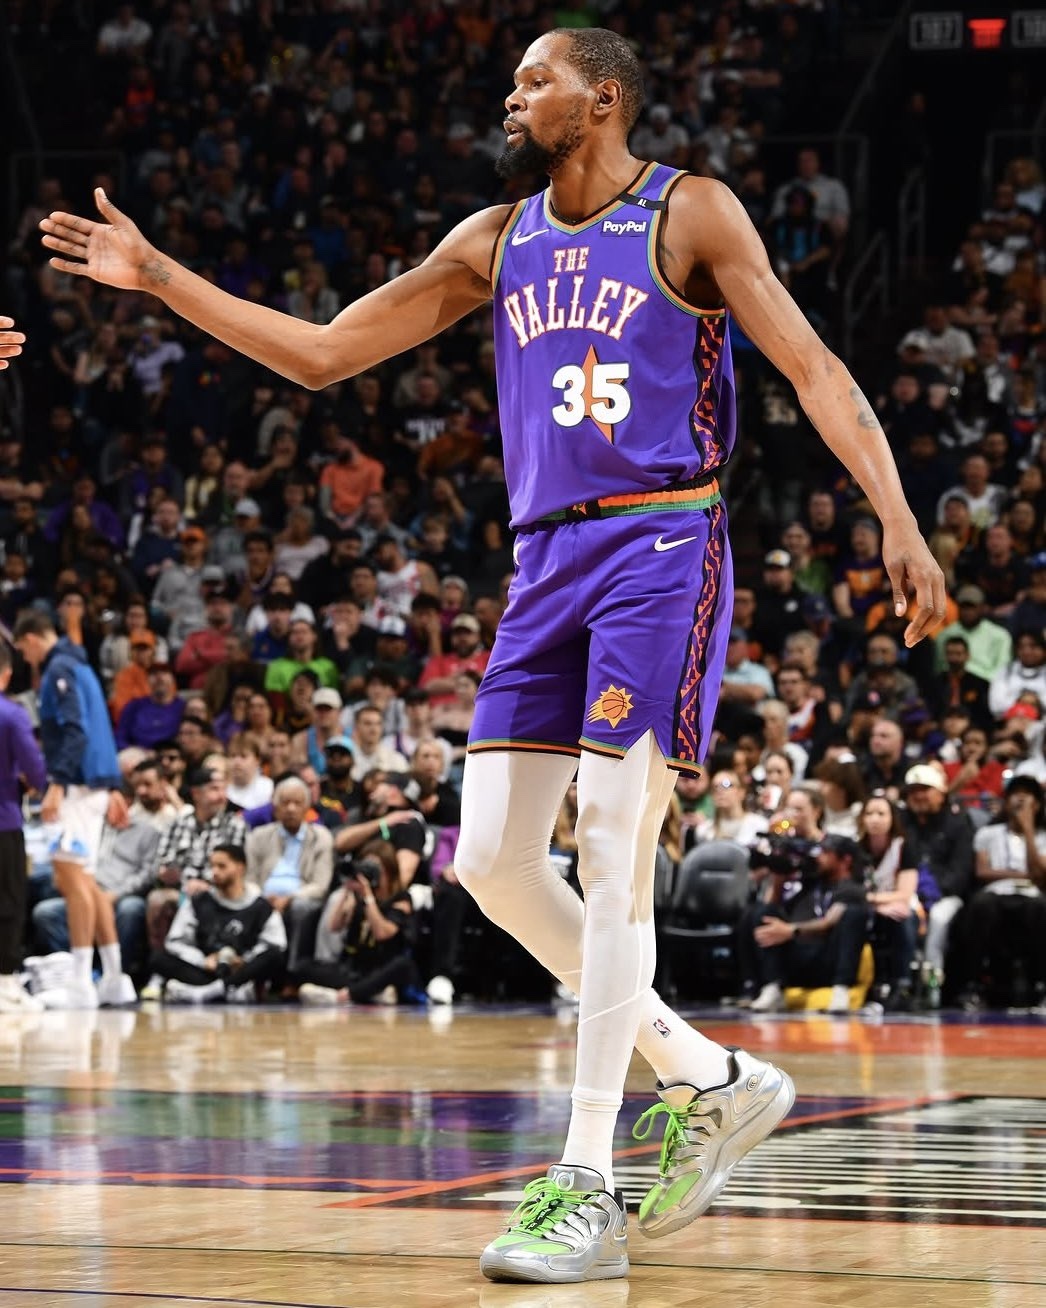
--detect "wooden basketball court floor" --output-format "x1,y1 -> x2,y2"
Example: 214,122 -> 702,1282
0,1003 -> 1043,1308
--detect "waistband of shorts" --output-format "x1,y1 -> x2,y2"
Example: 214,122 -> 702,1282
525,472 -> 721,527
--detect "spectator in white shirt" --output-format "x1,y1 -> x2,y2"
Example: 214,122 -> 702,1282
898,304 -> 975,388
226,734 -> 275,810
770,148 -> 850,242
989,631 -> 1046,720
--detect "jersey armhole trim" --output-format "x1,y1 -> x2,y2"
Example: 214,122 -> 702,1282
489,201 -> 527,292
648,172 -> 727,319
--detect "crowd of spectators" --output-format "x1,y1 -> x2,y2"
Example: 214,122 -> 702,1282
0,3 -> 1043,1013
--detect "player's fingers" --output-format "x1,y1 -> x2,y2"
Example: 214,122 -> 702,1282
0,316 -> 14,329
40,217 -> 90,246
48,257 -> 91,278
41,233 -> 89,259
904,563 -> 946,646
41,210 -> 99,237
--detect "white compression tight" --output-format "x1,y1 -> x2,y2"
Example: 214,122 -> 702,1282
455,738 -> 730,1189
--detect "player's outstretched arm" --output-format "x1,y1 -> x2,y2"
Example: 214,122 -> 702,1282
682,178 -> 946,648
0,316 -> 25,369
41,189 -> 501,391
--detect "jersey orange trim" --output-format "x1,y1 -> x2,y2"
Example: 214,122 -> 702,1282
489,200 -> 527,291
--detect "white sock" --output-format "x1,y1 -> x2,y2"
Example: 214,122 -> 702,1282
99,942 -> 122,982
72,947 -> 93,988
635,996 -> 732,1090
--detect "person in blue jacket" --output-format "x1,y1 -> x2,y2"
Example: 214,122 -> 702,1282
0,639 -> 47,1011
12,610 -> 136,1009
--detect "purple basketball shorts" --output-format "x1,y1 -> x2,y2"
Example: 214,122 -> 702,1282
469,500 -> 732,773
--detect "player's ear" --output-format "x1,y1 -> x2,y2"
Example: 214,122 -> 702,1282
594,78 -> 622,119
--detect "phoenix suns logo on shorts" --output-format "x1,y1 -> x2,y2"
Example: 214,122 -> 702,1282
587,684 -> 634,729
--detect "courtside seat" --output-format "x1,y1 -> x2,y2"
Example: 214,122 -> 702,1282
784,943 -> 875,1012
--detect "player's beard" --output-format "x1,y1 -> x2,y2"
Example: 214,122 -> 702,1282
495,107 -> 585,180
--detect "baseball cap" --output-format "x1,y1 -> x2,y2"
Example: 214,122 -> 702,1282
181,525 -> 206,542
378,615 -> 407,637
955,584 -> 986,605
820,832 -> 860,860
728,624 -> 748,642
233,497 -> 261,517
852,690 -> 883,712
323,734 -> 355,754
764,549 -> 792,569
312,687 -> 343,710
801,593 -> 831,621
904,763 -> 947,792
899,699 -> 931,726
1005,702 -> 1040,722
131,631 -> 157,650
451,614 -> 481,634
188,765 -> 221,788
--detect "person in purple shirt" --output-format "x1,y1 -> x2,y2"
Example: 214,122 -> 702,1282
43,474 -> 124,550
116,663 -> 185,750
0,641 -> 47,1011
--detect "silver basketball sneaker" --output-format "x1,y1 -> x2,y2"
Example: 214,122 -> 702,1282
480,1164 -> 629,1284
632,1048 -> 795,1238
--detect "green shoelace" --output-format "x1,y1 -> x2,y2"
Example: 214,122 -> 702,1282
632,1100 -> 705,1176
508,1177 -> 592,1235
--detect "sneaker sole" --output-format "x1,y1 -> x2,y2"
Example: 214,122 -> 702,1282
479,1251 -> 629,1284
639,1068 -> 796,1239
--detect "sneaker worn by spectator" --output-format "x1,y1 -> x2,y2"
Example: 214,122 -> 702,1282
0,974 -> 43,1012
427,974 -> 454,1004
750,981 -> 784,1012
826,984 -> 851,1013
480,1165 -> 628,1284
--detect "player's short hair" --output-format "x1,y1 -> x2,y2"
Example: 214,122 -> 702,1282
552,27 -> 644,134
0,642 -> 10,674
13,610 -> 56,641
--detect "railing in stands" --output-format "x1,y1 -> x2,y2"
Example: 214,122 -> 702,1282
897,167 -> 927,287
981,98 -> 1046,205
842,229 -> 890,364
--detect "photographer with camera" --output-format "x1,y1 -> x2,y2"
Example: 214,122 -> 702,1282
739,811 -> 867,1013
296,839 -> 419,1005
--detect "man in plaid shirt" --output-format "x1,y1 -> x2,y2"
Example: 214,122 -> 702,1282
144,766 -> 247,961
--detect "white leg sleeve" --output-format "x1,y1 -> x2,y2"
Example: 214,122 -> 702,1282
924,895 -> 964,971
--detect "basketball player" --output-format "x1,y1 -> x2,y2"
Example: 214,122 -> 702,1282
13,610 -> 136,1009
40,29 -> 945,1283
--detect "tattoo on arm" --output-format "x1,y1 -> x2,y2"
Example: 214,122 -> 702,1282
139,259 -> 171,287
849,385 -> 879,431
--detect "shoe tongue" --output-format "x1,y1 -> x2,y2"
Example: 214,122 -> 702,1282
545,1163 -> 604,1193
658,1082 -> 700,1110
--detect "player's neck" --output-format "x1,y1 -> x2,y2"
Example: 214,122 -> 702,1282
546,144 -> 644,224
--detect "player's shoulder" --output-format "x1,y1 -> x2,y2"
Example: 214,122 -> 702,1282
433,204 -> 519,281
667,174 -> 743,220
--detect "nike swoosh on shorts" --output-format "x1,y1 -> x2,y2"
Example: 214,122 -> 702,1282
653,535 -> 699,552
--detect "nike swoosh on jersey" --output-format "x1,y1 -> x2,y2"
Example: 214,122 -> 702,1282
653,534 -> 699,552
511,228 -> 549,246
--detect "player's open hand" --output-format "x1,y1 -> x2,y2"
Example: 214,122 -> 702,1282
882,521 -> 946,647
0,316 -> 24,370
40,188 -> 157,292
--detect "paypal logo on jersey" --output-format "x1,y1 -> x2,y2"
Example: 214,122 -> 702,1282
602,217 -> 648,236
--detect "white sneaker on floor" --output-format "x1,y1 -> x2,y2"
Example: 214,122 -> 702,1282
23,952 -> 75,995
139,974 -> 164,1002
225,983 -> 256,1004
375,984 -> 398,1005
97,973 -> 137,1007
298,983 -> 339,1006
750,982 -> 785,1013
0,976 -> 44,1013
165,978 -> 224,1005
826,984 -> 851,1014
427,974 -> 454,1005
38,980 -> 99,1011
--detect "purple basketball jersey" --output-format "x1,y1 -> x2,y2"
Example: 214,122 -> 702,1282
491,161 -> 737,528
